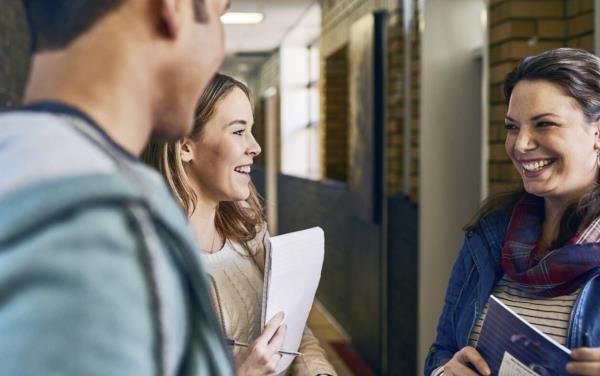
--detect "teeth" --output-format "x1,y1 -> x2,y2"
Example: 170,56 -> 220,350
235,166 -> 251,174
522,159 -> 552,172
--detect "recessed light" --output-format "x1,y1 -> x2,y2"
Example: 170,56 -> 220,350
221,12 -> 264,25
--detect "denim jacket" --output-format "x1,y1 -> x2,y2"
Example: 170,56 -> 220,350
424,210 -> 600,375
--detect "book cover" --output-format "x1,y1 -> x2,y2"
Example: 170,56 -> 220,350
476,295 -> 573,376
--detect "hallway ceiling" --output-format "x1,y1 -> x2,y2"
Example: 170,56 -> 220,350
224,0 -> 316,54
222,0 -> 317,79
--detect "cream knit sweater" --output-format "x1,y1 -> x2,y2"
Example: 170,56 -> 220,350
201,228 -> 337,376
202,240 -> 263,348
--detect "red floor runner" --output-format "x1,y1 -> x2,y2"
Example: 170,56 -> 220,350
329,341 -> 375,376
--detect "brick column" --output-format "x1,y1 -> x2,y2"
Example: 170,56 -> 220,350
386,0 -> 420,202
409,1 -> 420,203
488,0 -> 565,194
321,46 -> 350,182
387,13 -> 404,196
567,0 -> 594,50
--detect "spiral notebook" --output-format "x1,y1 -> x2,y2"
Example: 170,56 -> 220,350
260,227 -> 325,374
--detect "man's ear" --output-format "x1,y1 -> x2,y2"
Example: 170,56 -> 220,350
159,0 -> 182,38
180,138 -> 194,163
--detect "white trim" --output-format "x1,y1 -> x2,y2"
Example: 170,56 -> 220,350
481,2 -> 490,201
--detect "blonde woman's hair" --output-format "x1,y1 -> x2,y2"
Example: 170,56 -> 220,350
144,73 -> 265,247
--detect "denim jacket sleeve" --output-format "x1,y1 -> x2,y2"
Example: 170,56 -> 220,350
424,236 -> 474,375
0,205 -> 167,376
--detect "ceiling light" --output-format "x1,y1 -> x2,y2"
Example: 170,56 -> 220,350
221,12 -> 264,25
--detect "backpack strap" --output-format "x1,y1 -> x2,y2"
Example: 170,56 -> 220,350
59,114 -> 232,373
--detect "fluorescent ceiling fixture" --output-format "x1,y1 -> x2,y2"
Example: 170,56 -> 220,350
221,12 -> 264,24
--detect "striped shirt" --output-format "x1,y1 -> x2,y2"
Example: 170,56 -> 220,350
469,275 -> 579,347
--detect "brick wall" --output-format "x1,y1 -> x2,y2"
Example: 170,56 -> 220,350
321,0 -> 397,55
319,0 -> 382,183
384,6 -> 419,375
387,13 -> 404,196
0,2 -> 30,109
567,0 -> 594,50
487,0 -> 584,194
386,1 -> 420,202
320,0 -> 423,199
408,1 -> 420,202
321,46 -> 349,181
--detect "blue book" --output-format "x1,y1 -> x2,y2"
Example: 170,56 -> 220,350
476,295 -> 574,376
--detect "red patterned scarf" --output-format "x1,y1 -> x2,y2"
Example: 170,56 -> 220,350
501,194 -> 600,297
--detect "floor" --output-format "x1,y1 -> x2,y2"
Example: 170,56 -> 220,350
307,302 -> 375,376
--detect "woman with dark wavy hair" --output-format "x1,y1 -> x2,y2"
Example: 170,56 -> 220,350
425,48 -> 600,376
145,73 -> 335,376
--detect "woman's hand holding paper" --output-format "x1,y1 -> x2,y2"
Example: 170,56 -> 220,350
235,312 -> 287,376
442,346 -> 491,376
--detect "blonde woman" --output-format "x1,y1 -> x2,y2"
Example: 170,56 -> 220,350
145,74 -> 336,376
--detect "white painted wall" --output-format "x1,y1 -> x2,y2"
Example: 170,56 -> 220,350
418,0 -> 487,371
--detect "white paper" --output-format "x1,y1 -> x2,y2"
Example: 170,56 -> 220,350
499,352 -> 541,376
261,227 -> 325,374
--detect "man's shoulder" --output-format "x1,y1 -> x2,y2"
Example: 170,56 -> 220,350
0,173 -> 141,247
0,174 -> 189,376
0,171 -> 232,376
0,110 -> 117,198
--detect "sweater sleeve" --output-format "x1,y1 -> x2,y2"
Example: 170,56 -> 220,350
291,325 -> 337,376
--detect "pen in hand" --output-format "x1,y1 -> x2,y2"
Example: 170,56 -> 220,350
226,338 -> 303,357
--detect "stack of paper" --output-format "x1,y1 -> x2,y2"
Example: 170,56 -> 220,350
261,227 -> 325,374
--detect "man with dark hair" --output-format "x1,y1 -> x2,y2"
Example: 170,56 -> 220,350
0,0 -> 233,375
23,1 -> 125,52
